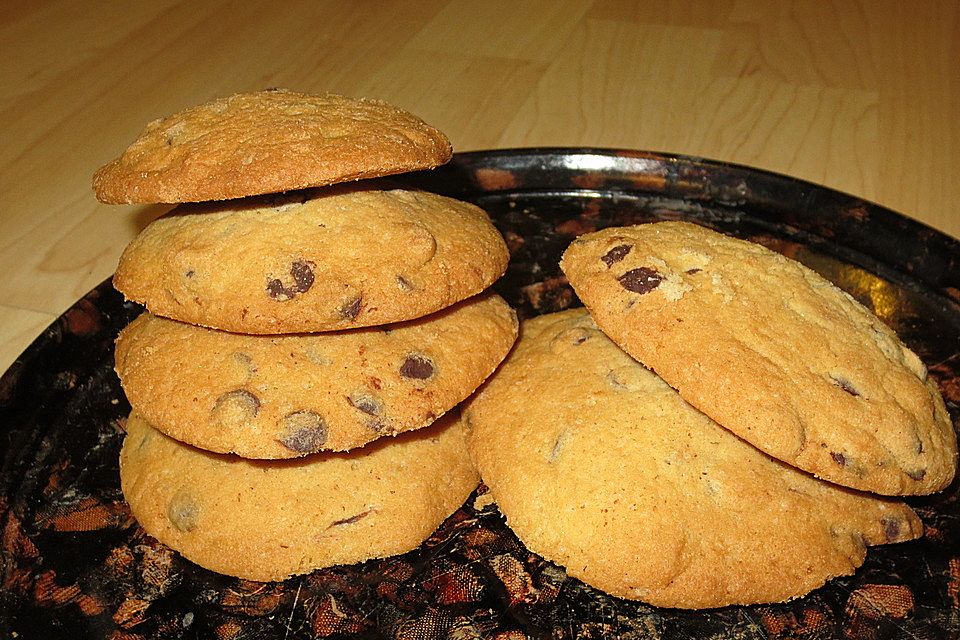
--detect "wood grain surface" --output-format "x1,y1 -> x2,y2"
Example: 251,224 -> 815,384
1,0 -> 958,373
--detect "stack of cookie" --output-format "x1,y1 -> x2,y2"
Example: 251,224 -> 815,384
465,221 -> 957,608
94,90 -> 518,581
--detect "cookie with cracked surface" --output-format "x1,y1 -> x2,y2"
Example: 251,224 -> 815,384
561,221 -> 957,495
115,292 -> 517,458
464,309 -> 923,608
119,410 -> 479,581
93,89 -> 451,203
113,186 -> 509,333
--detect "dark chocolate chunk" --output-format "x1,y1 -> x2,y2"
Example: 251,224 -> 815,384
400,354 -> 436,380
278,410 -> 328,454
266,260 -> 315,301
167,492 -> 200,532
829,374 -> 860,396
339,296 -> 362,320
601,244 -> 633,268
618,267 -> 662,294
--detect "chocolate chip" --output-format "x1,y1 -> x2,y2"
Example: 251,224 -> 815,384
348,393 -> 382,416
906,468 -> 927,481
266,260 -> 315,301
339,296 -> 362,320
167,492 -> 199,532
830,451 -> 847,466
400,354 -> 435,380
881,517 -> 902,542
328,508 -> 374,528
184,269 -> 195,278
601,244 -> 633,268
278,410 -> 327,454
829,374 -> 860,396
211,390 -> 260,427
685,268 -> 701,275
396,275 -> 415,291
618,267 -> 662,294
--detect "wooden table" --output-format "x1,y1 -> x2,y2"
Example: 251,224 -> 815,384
1,0 -> 958,373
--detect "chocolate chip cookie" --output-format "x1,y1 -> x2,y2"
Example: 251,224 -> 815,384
560,221 -> 957,495
119,410 -> 479,581
113,186 -> 510,333
93,89 -> 452,203
115,292 -> 517,458
464,309 -> 922,608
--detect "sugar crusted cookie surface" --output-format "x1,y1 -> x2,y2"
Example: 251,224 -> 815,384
114,187 -> 509,333
93,89 -> 452,204
561,221 -> 957,495
115,292 -> 517,458
464,309 -> 922,608
120,411 -> 479,582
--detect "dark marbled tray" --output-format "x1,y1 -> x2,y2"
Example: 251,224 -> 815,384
2,149 -> 958,639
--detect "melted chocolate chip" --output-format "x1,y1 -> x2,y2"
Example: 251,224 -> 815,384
400,354 -> 435,380
829,374 -> 860,396
601,244 -> 633,268
184,269 -> 195,278
167,492 -> 200,532
685,268 -> 702,275
830,451 -> 848,466
266,260 -> 315,301
906,468 -> 927,481
618,267 -> 663,294
339,296 -> 362,320
278,410 -> 327,453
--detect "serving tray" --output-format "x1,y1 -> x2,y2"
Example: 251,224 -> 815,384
2,149 -> 958,639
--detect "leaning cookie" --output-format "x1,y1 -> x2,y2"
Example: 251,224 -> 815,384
93,89 -> 451,204
561,221 -> 957,495
115,292 -> 517,458
113,186 -> 509,333
464,309 -> 923,609
120,411 -> 479,582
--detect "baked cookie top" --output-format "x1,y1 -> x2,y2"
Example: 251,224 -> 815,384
115,292 -> 517,458
93,90 -> 452,203
464,309 -> 922,609
113,187 -> 509,333
120,411 -> 479,582
560,221 -> 957,495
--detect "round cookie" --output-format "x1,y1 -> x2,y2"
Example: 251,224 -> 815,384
113,187 -> 510,333
464,309 -> 923,609
561,221 -> 957,495
93,89 -> 452,204
115,292 -> 517,458
120,411 -> 479,582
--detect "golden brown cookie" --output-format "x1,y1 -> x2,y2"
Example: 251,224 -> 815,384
115,292 -> 517,458
119,411 -> 479,582
464,309 -> 923,609
93,89 -> 451,203
561,221 -> 957,495
113,186 -> 510,333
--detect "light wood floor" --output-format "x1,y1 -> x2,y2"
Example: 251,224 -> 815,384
1,0 -> 958,371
